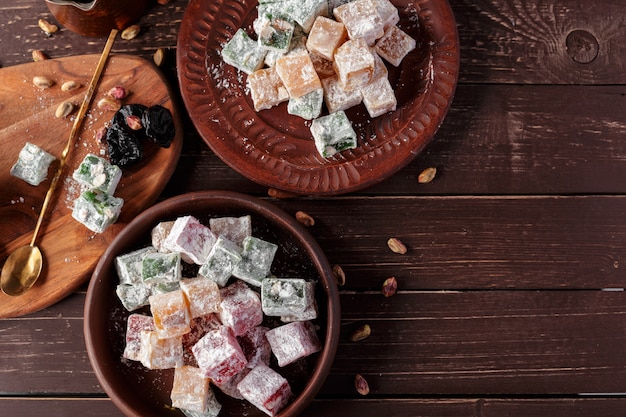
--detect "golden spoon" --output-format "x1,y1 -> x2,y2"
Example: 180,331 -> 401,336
1,28 -> 118,296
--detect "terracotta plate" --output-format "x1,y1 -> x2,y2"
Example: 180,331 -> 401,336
177,0 -> 459,195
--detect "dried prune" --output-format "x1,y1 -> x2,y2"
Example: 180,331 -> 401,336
112,104 -> 147,134
105,125 -> 143,167
142,105 -> 175,148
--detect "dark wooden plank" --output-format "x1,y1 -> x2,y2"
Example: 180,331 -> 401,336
0,398 -> 123,417
323,291 -> 626,396
272,196 -> 626,290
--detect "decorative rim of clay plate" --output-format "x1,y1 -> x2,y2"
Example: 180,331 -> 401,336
177,0 -> 459,196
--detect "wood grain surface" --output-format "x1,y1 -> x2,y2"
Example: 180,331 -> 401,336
1,0 -> 626,416
0,54 -> 182,318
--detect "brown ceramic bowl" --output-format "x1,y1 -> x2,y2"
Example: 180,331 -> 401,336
84,191 -> 340,417
177,0 -> 459,195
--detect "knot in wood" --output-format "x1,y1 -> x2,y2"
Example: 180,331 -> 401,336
566,30 -> 598,64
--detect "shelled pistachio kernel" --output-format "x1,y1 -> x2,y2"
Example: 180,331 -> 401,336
38,18 -> 58,36
121,24 -> 140,40
153,48 -> 165,67
295,211 -> 315,227
33,75 -> 54,89
354,374 -> 370,396
332,264 -> 346,286
32,50 -> 48,62
382,276 -> 397,297
126,115 -> 142,130
61,80 -> 80,92
97,97 -> 121,111
350,324 -> 371,342
55,101 -> 74,118
387,237 -> 407,254
418,167 -> 437,184
107,86 -> 128,100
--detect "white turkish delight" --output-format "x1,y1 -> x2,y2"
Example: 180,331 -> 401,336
361,75 -> 397,117
221,29 -> 267,74
333,0 -> 385,45
373,0 -> 400,30
310,110 -> 357,158
198,235 -> 242,287
232,236 -> 278,286
116,283 -> 151,312
10,142 -> 56,186
375,25 -> 416,67
287,88 -> 324,120
321,75 -> 362,113
281,281 -> 318,322
179,384 -> 222,417
115,246 -> 157,285
261,278 -> 309,316
72,153 -> 122,195
209,215 -> 252,248
254,12 -> 295,52
164,216 -> 217,265
142,251 -> 182,284
72,189 -> 124,233
265,320 -> 322,367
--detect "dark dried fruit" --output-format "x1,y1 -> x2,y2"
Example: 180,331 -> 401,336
142,105 -> 175,148
105,124 -> 143,167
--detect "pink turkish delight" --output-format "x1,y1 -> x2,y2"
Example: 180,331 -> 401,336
191,325 -> 248,384
265,321 -> 322,367
237,364 -> 292,416
123,313 -> 156,361
237,326 -> 272,369
212,367 -> 250,400
163,216 -> 217,264
219,280 -> 264,336
182,314 -> 222,367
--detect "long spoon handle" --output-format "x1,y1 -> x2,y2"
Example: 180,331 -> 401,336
29,28 -> 118,247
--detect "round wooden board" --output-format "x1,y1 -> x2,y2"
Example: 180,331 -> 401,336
0,54 -> 183,318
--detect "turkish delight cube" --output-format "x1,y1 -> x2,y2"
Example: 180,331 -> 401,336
333,0 -> 385,45
371,48 -> 389,80
306,16 -> 348,61
123,314 -> 155,361
164,216 -> 217,265
180,277 -> 221,318
151,220 -> 175,253
373,0 -> 400,30
265,321 -> 322,367
232,236 -> 278,287
287,88 -> 324,120
222,29 -> 267,74
309,51 -> 336,79
247,66 -> 290,112
10,142 -> 56,186
284,0 -> 328,32
261,278 -> 309,316
115,246 -> 156,285
275,49 -> 322,99
192,325 -> 248,384
116,283 -> 151,311
321,75 -> 362,113
72,189 -> 124,233
219,280 -> 264,336
142,251 -> 182,284
140,330 -> 183,369
212,367 -> 250,400
237,326 -> 272,369
149,289 -> 191,339
237,364 -> 292,416
72,153 -> 122,195
182,314 -> 222,367
179,385 -> 222,417
254,12 -> 295,52
333,38 -> 376,90
281,281 -> 318,322
209,215 -> 252,248
171,366 -> 212,413
361,75 -> 397,117
198,236 -> 242,287
375,25 -> 416,67
310,110 -> 358,158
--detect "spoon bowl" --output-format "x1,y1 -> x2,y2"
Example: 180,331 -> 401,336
0,246 -> 43,296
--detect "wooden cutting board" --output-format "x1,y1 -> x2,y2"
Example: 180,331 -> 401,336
0,54 -> 183,318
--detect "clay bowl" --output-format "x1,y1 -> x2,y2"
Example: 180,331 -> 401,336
84,191 -> 340,417
45,0 -> 148,37
177,0 -> 460,195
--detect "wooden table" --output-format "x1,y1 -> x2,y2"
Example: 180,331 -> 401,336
2,0 -> 626,415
